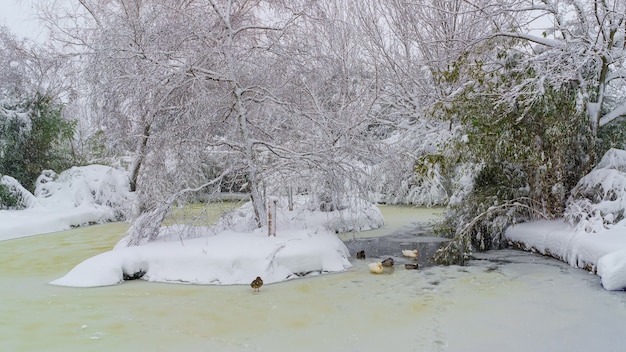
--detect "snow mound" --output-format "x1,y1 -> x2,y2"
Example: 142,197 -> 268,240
597,250 -> 626,291
52,195 -> 379,287
34,165 -> 133,219
0,165 -> 133,241
51,228 -> 351,287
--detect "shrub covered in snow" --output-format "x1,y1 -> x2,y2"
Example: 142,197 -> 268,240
33,165 -> 134,220
565,148 -> 626,233
0,175 -> 38,209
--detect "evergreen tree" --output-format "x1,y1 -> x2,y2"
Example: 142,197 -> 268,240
0,93 -> 76,207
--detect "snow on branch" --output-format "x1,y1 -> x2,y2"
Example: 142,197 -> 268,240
492,31 -> 566,49
599,100 -> 626,127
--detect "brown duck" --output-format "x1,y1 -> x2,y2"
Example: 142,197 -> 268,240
251,276 -> 263,293
405,263 -> 419,270
381,257 -> 394,267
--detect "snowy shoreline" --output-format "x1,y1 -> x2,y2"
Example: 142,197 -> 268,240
505,220 -> 626,290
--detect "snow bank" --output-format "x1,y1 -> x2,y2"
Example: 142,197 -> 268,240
505,220 -> 626,290
0,206 -> 116,241
0,165 -> 132,241
126,196 -> 385,246
597,250 -> 626,291
51,228 -> 351,287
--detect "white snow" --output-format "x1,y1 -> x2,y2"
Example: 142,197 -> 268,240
0,165 -> 133,241
505,218 -> 626,292
50,228 -> 351,287
1,164 -> 381,288
50,195 -> 381,287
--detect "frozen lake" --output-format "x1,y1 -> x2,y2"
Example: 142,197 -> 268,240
1,206 -> 625,351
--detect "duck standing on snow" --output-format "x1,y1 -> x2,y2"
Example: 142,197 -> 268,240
368,262 -> 384,274
402,249 -> 418,260
251,276 -> 263,293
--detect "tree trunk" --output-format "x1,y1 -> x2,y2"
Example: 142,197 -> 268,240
234,86 -> 266,227
129,123 -> 150,193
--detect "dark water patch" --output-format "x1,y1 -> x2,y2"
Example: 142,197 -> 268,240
344,223 -> 449,268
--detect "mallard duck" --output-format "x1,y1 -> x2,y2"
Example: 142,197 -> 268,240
356,250 -> 366,259
402,249 -> 419,259
381,257 -> 394,267
368,262 -> 384,274
251,276 -> 263,292
405,263 -> 419,270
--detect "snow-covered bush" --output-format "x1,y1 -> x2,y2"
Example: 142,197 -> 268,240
565,148 -> 626,233
1,93 -> 77,191
0,175 -> 38,209
33,165 -> 134,219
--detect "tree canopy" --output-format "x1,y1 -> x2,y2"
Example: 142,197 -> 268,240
13,0 -> 626,251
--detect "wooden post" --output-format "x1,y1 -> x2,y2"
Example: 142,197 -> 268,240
268,198 -> 277,237
287,186 -> 294,211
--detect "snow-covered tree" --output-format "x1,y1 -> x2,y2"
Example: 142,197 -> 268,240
477,0 -> 626,137
426,0 -> 626,264
0,25 -> 77,206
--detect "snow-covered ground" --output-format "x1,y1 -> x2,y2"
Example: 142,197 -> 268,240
51,228 -> 352,287
0,165 -> 133,241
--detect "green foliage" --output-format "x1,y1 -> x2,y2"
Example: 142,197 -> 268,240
430,53 -> 594,265
0,93 -> 76,194
596,118 -> 626,159
0,184 -> 20,209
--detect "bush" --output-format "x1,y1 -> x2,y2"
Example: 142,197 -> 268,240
0,183 -> 20,209
0,93 -> 76,191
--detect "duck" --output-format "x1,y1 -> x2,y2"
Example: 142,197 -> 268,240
368,262 -> 384,274
250,276 -> 263,293
356,250 -> 366,259
405,263 -> 419,270
381,257 -> 394,267
402,249 -> 419,259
